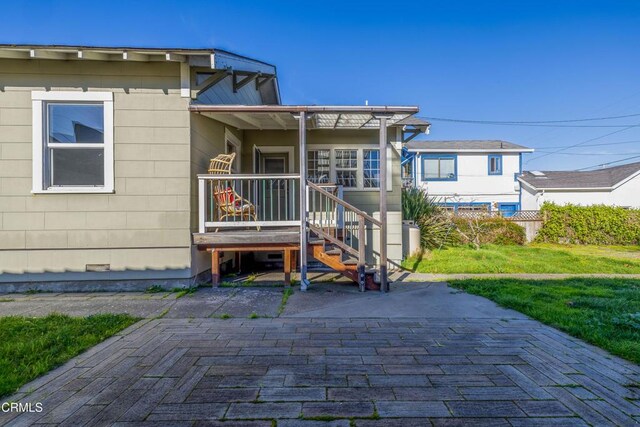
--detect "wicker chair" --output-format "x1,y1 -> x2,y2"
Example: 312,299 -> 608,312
208,153 -> 236,175
208,153 -> 259,229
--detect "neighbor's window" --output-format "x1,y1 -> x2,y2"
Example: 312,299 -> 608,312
307,149 -> 330,183
363,149 -> 380,188
488,154 -> 502,175
32,92 -> 113,193
422,155 -> 456,181
457,204 -> 490,212
335,149 -> 358,188
402,161 -> 413,179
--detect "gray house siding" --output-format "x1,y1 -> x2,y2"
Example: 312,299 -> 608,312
189,113 -> 244,276
0,59 -> 192,283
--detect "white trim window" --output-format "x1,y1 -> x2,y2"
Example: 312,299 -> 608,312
307,149 -> 330,183
307,145 -> 393,191
32,91 -> 114,193
335,149 -> 358,188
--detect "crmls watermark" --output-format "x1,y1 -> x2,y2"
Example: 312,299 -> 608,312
1,402 -> 43,413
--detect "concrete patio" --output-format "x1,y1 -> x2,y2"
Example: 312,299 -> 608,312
1,281 -> 640,426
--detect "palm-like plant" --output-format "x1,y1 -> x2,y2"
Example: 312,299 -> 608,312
402,187 -> 439,222
402,188 -> 454,249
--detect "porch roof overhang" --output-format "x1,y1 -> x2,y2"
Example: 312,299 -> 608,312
189,104 -> 419,130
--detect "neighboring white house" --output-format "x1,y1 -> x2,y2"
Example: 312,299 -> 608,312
403,140 -> 534,215
519,161 -> 640,209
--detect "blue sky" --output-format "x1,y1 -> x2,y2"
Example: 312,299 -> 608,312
3,0 -> 640,170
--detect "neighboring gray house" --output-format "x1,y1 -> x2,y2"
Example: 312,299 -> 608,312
0,44 -> 428,291
519,161 -> 640,210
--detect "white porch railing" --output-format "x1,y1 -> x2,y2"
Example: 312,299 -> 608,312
198,174 -> 301,232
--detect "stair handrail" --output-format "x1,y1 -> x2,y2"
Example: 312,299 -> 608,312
308,223 -> 358,257
306,181 -> 382,227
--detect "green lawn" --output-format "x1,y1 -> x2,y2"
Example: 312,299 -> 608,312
450,278 -> 640,364
404,244 -> 640,274
0,314 -> 138,398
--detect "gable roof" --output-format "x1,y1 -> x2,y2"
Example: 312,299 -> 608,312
405,140 -> 533,153
395,117 -> 431,127
0,43 -> 281,104
519,161 -> 640,190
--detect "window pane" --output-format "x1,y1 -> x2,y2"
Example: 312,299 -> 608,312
440,159 -> 455,178
424,158 -> 440,178
308,150 -> 330,183
335,150 -> 357,168
492,157 -> 501,173
336,170 -> 357,188
51,148 -> 104,186
363,149 -> 380,188
48,104 -> 104,144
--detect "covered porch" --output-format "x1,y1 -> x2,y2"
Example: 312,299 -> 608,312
191,105 -> 422,291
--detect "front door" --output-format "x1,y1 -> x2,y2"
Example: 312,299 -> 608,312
261,154 -> 287,175
259,153 -> 289,221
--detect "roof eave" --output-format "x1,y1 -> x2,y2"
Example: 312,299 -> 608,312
407,148 -> 534,153
517,179 -> 614,192
0,44 -> 277,71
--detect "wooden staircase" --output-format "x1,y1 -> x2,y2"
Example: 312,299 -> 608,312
306,181 -> 384,291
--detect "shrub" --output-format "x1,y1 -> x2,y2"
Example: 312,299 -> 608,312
417,214 -> 456,249
536,203 -> 640,245
401,188 -> 526,249
402,187 -> 440,222
452,216 -> 526,247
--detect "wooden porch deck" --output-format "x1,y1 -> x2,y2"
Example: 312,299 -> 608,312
193,227 -> 301,286
193,227 -> 300,246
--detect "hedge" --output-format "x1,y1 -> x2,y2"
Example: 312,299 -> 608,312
535,203 -> 640,245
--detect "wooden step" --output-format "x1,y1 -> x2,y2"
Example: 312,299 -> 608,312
324,248 -> 342,256
309,243 -> 359,283
342,257 -> 358,266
